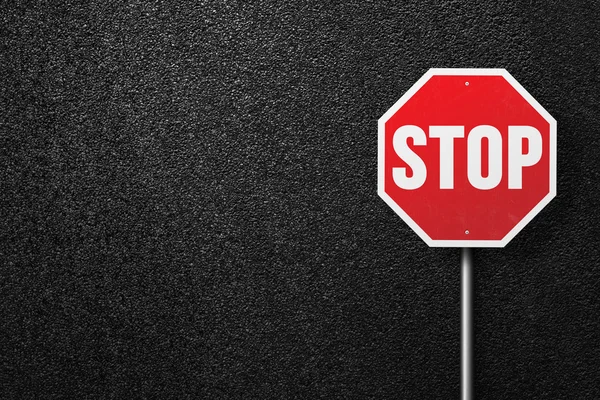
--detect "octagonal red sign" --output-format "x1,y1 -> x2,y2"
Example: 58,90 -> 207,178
378,69 -> 556,247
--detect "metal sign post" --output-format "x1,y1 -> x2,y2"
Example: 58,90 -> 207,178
461,248 -> 473,400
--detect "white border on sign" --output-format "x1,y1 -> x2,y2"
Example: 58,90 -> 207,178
377,68 -> 557,248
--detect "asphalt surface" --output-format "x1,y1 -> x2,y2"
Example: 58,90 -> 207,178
2,1 -> 600,398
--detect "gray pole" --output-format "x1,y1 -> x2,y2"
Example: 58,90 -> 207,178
461,247 -> 473,400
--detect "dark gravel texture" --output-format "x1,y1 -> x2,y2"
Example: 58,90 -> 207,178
1,1 -> 599,399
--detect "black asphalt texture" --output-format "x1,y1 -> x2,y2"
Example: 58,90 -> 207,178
2,1 -> 600,399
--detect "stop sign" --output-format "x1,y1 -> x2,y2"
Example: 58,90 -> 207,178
378,69 -> 556,247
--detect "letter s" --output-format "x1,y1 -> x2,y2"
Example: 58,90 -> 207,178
393,125 -> 427,190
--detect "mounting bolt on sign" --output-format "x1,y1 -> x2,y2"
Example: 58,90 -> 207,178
378,68 -> 556,247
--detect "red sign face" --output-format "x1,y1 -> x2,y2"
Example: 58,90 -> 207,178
378,69 -> 556,247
